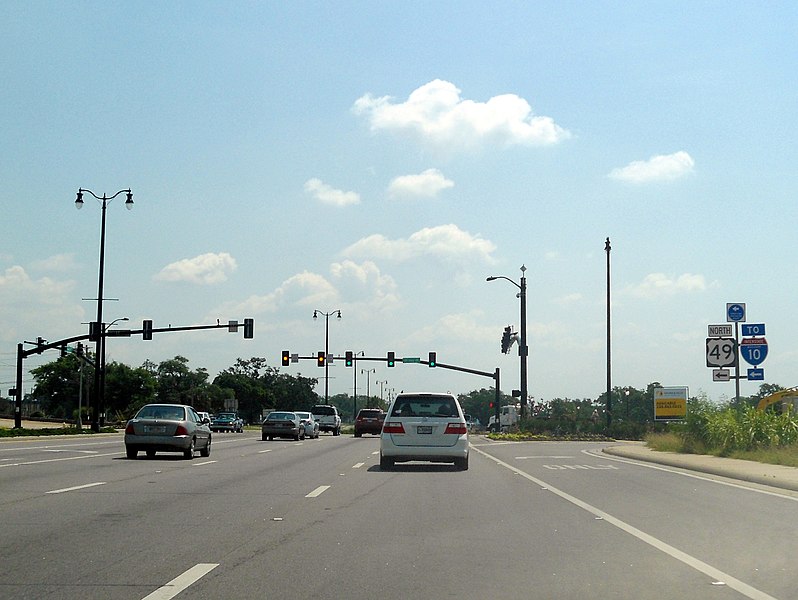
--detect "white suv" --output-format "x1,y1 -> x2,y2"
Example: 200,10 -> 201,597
380,392 -> 469,470
311,405 -> 341,436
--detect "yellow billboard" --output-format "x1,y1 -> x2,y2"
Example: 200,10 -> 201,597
654,386 -> 688,421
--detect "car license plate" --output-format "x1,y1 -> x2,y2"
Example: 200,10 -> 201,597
144,425 -> 166,434
417,426 -> 433,434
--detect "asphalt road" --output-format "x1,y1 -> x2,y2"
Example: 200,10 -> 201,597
0,432 -> 795,599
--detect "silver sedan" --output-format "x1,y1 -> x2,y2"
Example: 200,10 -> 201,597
124,404 -> 212,459
294,411 -> 320,439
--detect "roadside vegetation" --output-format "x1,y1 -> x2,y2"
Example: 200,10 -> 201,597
645,396 -> 798,467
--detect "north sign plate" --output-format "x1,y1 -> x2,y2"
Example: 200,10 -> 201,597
708,324 -> 733,337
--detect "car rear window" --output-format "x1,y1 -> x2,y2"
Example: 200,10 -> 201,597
137,406 -> 185,420
390,397 -> 458,418
267,412 -> 295,421
312,406 -> 336,415
358,410 -> 381,418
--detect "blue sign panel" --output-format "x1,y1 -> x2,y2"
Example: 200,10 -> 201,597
740,337 -> 768,366
747,368 -> 765,381
726,303 -> 746,323
741,323 -> 766,336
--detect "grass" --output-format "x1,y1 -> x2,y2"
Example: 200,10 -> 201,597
645,432 -> 798,468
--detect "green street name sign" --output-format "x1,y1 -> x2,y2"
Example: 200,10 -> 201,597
402,357 -> 421,363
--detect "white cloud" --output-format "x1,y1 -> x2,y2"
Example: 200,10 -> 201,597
627,273 -> 707,299
342,224 -> 496,264
609,151 -> 695,183
387,168 -> 454,199
353,79 -> 570,149
0,265 -> 81,343
30,253 -> 79,272
155,252 -> 237,285
304,178 -> 361,207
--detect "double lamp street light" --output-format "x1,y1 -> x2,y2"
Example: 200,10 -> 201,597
487,265 -> 528,419
313,309 -> 341,404
76,188 -> 133,432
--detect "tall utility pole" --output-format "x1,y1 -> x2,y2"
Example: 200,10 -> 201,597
486,265 -> 528,419
605,237 -> 612,429
75,188 -> 133,432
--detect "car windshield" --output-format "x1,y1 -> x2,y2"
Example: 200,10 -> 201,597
267,412 -> 295,421
390,398 -> 458,418
136,406 -> 185,420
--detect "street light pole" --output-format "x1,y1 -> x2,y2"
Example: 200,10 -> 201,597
101,317 -> 128,426
486,265 -> 528,419
76,188 -> 133,432
313,309 -> 341,403
361,368 -> 376,407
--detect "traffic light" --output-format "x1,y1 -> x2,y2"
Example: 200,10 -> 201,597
243,318 -> 254,339
143,319 -> 153,340
501,326 -> 513,354
282,350 -> 290,366
60,345 -> 67,357
428,351 -> 436,367
76,342 -> 84,357
317,351 -> 326,367
345,351 -> 353,367
387,351 -> 395,367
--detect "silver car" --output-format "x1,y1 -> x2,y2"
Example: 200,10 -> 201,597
294,411 -> 320,439
124,404 -> 212,459
380,392 -> 469,470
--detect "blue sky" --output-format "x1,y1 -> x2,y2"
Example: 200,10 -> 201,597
2,1 -> 796,406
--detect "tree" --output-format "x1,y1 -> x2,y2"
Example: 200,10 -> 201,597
30,354 -> 85,419
156,356 -> 209,405
103,361 -> 157,419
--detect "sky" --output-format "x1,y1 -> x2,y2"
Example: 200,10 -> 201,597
2,1 -> 797,407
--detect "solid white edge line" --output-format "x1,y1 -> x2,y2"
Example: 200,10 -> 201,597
471,445 -> 778,600
46,482 -> 106,494
306,485 -> 331,498
141,563 -> 218,600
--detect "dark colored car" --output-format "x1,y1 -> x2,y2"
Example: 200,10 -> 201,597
261,411 -> 304,441
211,412 -> 243,433
354,408 -> 384,437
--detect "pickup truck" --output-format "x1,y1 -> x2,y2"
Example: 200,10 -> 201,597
311,405 -> 341,436
211,412 -> 244,433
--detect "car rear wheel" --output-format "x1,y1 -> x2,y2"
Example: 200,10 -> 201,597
380,454 -> 394,470
146,449 -> 156,458
454,456 -> 469,471
183,438 -> 195,459
200,438 -> 211,457
126,446 -> 137,459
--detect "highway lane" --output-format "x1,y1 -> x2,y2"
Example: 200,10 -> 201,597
0,434 -> 794,599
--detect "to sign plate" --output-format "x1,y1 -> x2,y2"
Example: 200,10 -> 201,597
741,323 -> 766,337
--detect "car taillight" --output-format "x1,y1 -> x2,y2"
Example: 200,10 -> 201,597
174,425 -> 189,436
444,423 -> 468,435
382,421 -> 405,434
125,423 -> 135,435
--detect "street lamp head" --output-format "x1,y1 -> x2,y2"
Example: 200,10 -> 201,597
313,310 -> 318,320
125,191 -> 134,210
75,190 -> 84,209
486,276 -> 497,282
336,310 -> 342,320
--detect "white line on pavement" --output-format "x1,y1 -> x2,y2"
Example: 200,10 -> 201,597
46,482 -> 106,494
141,563 -> 218,600
306,485 -> 331,498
